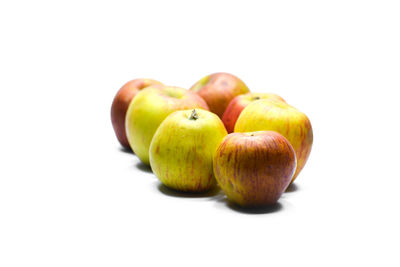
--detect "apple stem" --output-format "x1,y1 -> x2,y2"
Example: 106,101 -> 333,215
189,109 -> 199,120
253,96 -> 261,100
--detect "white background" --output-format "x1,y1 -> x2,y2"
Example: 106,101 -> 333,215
1,0 -> 399,266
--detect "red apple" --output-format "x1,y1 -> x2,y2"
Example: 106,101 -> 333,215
222,92 -> 286,133
189,72 -> 250,118
111,78 -> 163,148
213,131 -> 296,207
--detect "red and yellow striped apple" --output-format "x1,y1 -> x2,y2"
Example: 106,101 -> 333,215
234,100 -> 313,183
222,92 -> 286,133
111,78 -> 162,148
213,131 -> 296,207
150,109 -> 227,192
189,72 -> 250,118
125,85 -> 209,165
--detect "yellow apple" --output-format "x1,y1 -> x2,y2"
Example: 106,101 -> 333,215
125,86 -> 209,165
234,100 -> 313,182
150,109 -> 227,192
111,78 -> 162,148
222,92 -> 286,133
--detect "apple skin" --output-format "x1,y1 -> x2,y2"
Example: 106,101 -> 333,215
213,131 -> 296,207
111,78 -> 163,148
234,100 -> 313,183
149,109 -> 227,192
125,85 -> 209,165
189,72 -> 250,118
222,92 -> 286,133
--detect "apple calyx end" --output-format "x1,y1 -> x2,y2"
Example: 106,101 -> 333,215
188,109 -> 199,120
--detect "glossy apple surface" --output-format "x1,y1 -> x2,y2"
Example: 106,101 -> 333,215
213,131 -> 296,207
150,109 -> 227,192
125,85 -> 209,165
111,78 -> 162,148
222,92 -> 286,133
189,72 -> 250,118
234,100 -> 313,182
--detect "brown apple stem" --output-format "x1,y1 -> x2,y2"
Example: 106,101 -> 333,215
252,96 -> 261,101
188,109 -> 199,120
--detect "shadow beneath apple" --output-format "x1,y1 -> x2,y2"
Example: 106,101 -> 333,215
119,146 -> 134,154
285,183 -> 299,193
135,162 -> 153,173
157,183 -> 221,198
226,201 -> 283,214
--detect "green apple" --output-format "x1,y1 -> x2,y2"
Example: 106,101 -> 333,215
234,99 -> 313,183
125,86 -> 209,165
150,109 -> 227,192
213,131 -> 297,206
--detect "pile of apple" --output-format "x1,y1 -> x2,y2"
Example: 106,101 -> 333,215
111,73 -> 313,207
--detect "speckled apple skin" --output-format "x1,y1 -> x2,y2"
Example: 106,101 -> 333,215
150,109 -> 227,192
213,131 -> 296,207
234,100 -> 313,182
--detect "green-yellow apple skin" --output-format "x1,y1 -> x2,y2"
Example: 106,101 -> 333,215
213,131 -> 296,207
189,72 -> 250,118
111,78 -> 163,148
234,100 -> 313,183
125,86 -> 209,165
149,109 -> 227,192
222,92 -> 286,133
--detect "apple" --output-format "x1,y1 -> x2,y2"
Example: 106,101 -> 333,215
149,109 -> 227,192
189,72 -> 250,118
234,100 -> 313,183
111,78 -> 163,148
213,131 -> 296,207
125,85 -> 209,165
222,92 -> 286,133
